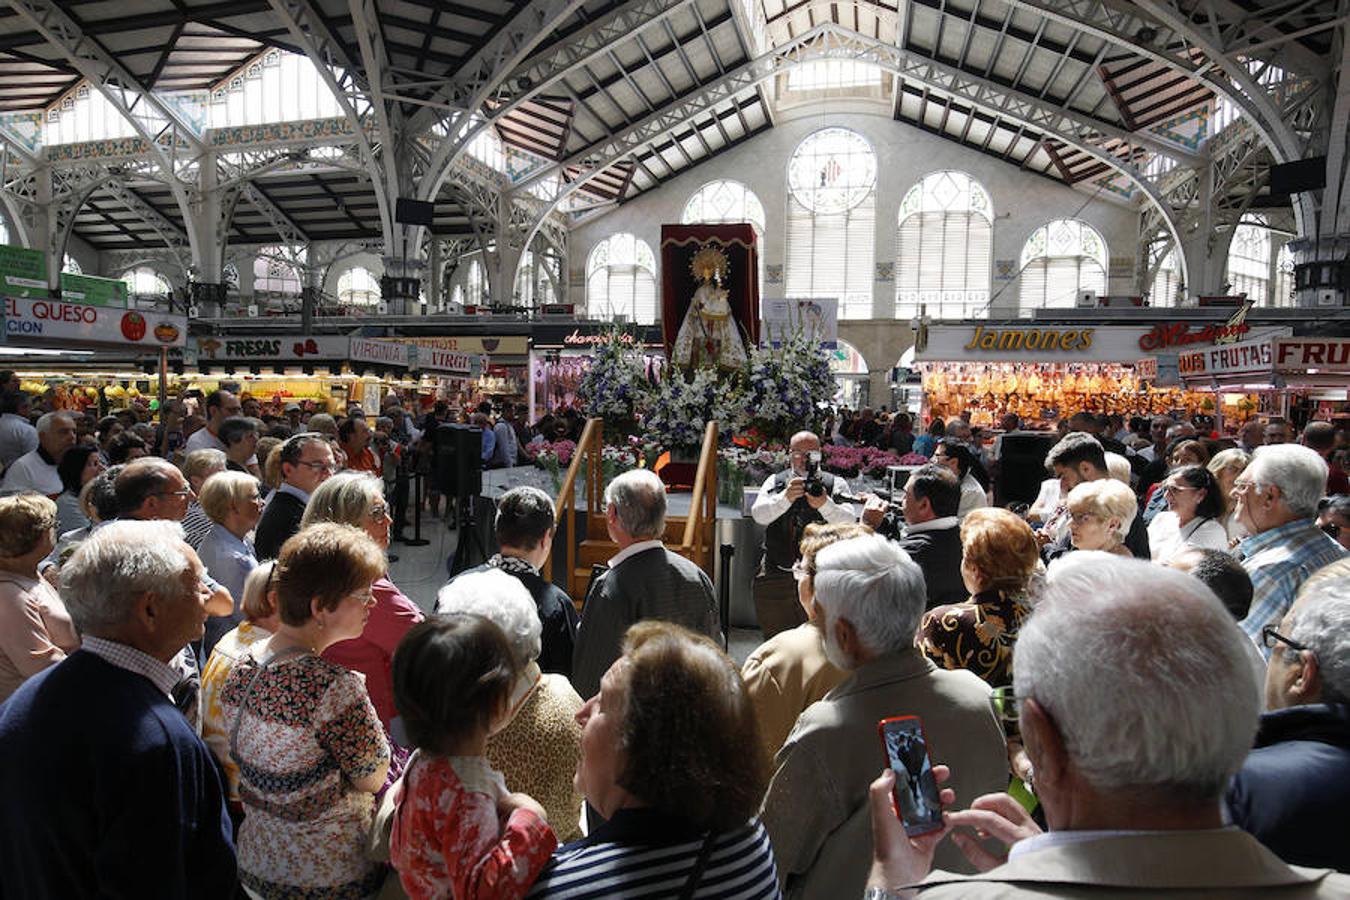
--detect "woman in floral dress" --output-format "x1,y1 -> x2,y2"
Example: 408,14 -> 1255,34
222,523 -> 391,899
918,507 -> 1040,689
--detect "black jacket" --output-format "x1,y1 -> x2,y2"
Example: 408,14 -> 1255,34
1226,703 -> 1350,872
254,490 -> 306,561
895,521 -> 967,610
458,561 -> 579,678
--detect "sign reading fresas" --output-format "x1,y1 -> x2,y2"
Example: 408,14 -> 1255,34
0,245 -> 48,297
3,295 -> 185,347
349,338 -> 413,367
60,272 -> 128,307
194,335 -> 352,362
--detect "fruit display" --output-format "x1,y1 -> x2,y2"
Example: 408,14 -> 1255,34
919,361 -> 1240,426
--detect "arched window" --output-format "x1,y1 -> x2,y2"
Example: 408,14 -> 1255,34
465,259 -> 487,306
895,171 -> 992,319
450,284 -> 465,308
122,266 -> 171,298
586,233 -> 657,324
223,262 -> 240,292
682,179 -> 766,294
1227,216 -> 1271,303
785,127 -> 876,319
254,246 -> 305,296
1275,242 -> 1295,307
337,266 -> 380,306
1151,244 -> 1181,306
207,50 -> 344,129
1019,219 -> 1107,310
62,254 -> 82,274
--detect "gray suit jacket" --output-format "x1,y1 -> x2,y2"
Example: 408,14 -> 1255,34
761,650 -> 1008,900
914,829 -> 1350,898
570,546 -> 719,700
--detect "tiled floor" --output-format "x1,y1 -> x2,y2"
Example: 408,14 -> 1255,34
387,511 -> 765,667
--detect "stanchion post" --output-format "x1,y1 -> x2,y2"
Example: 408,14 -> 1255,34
718,543 -> 735,651
403,471 -> 431,547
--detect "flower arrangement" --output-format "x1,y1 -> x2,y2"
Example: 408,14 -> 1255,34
742,335 -> 836,443
576,331 -> 652,437
821,444 -> 902,478
643,367 -> 746,451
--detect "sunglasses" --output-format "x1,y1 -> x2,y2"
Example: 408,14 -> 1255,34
1323,521 -> 1342,539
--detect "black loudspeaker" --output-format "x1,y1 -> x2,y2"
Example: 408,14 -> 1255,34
994,433 -> 1058,506
395,197 -> 435,226
433,423 -> 483,499
1269,157 -> 1327,196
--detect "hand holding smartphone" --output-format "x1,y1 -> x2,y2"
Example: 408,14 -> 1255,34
878,715 -> 944,836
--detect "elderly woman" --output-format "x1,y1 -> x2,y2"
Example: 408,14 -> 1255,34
437,567 -> 587,843
919,508 -> 1039,689
528,622 -> 778,897
1148,464 -> 1230,563
53,445 -> 104,535
201,561 -> 279,807
741,521 -> 867,769
1066,478 -> 1137,557
1209,447 -> 1252,543
222,523 -> 391,900
183,448 -> 228,549
220,416 -> 260,476
302,471 -> 423,732
197,470 -> 263,659
0,494 -> 78,702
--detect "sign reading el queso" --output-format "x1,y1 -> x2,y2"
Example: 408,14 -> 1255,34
4,295 -> 185,348
962,325 -> 1095,352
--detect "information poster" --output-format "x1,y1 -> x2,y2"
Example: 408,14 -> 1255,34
0,245 -> 47,298
760,297 -> 838,348
60,272 -> 128,307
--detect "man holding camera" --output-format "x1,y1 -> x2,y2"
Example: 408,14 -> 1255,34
751,430 -> 856,637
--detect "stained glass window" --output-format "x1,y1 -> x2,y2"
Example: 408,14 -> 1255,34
1019,219 -> 1108,310
896,171 -> 992,319
337,266 -> 380,306
586,233 -> 657,324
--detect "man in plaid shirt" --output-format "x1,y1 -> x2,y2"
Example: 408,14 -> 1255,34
1233,444 -> 1347,657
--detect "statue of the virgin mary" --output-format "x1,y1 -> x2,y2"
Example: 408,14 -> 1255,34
671,245 -> 748,370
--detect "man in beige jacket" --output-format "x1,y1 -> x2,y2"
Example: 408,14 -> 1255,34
863,552 -> 1350,899
759,533 -> 1007,899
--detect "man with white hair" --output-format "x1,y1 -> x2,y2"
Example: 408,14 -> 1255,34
863,552 -> 1350,898
570,468 -> 719,699
0,411 -> 76,496
1226,563 -> 1350,872
1233,444 -> 1347,652
760,533 -> 1007,899
0,520 -> 237,897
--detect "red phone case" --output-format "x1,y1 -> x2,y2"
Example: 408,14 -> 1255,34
877,715 -> 943,835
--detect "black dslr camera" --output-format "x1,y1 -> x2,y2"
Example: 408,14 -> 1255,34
803,450 -> 825,498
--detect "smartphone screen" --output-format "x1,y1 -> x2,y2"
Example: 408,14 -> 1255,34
879,716 -> 943,836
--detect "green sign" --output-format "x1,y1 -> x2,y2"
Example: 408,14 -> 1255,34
60,271 -> 127,307
0,244 -> 47,297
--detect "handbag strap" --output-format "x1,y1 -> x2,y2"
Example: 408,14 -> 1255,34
228,645 -> 312,762
679,833 -> 718,900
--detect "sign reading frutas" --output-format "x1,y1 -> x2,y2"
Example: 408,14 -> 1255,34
963,325 -> 1095,352
1274,339 -> 1350,372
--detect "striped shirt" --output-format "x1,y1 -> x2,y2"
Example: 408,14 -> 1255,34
527,810 -> 781,899
1238,518 -> 1348,656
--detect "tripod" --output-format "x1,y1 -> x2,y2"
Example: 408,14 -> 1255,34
448,489 -> 491,577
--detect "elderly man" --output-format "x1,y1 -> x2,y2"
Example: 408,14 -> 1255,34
865,464 -> 966,609
1041,432 -> 1149,562
1226,563 -> 1350,872
1234,444 -> 1347,653
448,485 -> 578,676
761,533 -> 1007,900
751,430 -> 857,638
254,433 -> 335,560
570,468 -> 719,699
863,552 -> 1350,898
1,411 -> 77,496
0,391 -> 36,469
0,520 -> 237,898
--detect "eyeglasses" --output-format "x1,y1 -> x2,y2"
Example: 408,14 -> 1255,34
988,685 -> 1018,727
344,589 -> 375,607
791,560 -> 813,582
1232,479 -> 1261,494
1322,521 -> 1341,539
296,461 -> 338,474
156,486 -> 193,499
368,504 -> 389,521
1068,511 -> 1100,525
1261,623 -> 1308,653
1162,484 -> 1196,496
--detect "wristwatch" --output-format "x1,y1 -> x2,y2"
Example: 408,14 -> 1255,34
863,888 -> 905,900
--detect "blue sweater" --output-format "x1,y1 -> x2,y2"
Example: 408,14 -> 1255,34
0,650 -> 237,899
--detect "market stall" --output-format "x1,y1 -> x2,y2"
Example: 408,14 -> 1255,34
401,335 -> 529,412
1177,336 -> 1350,427
528,324 -> 665,423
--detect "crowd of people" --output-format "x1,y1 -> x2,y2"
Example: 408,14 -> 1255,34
0,369 -> 1348,899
